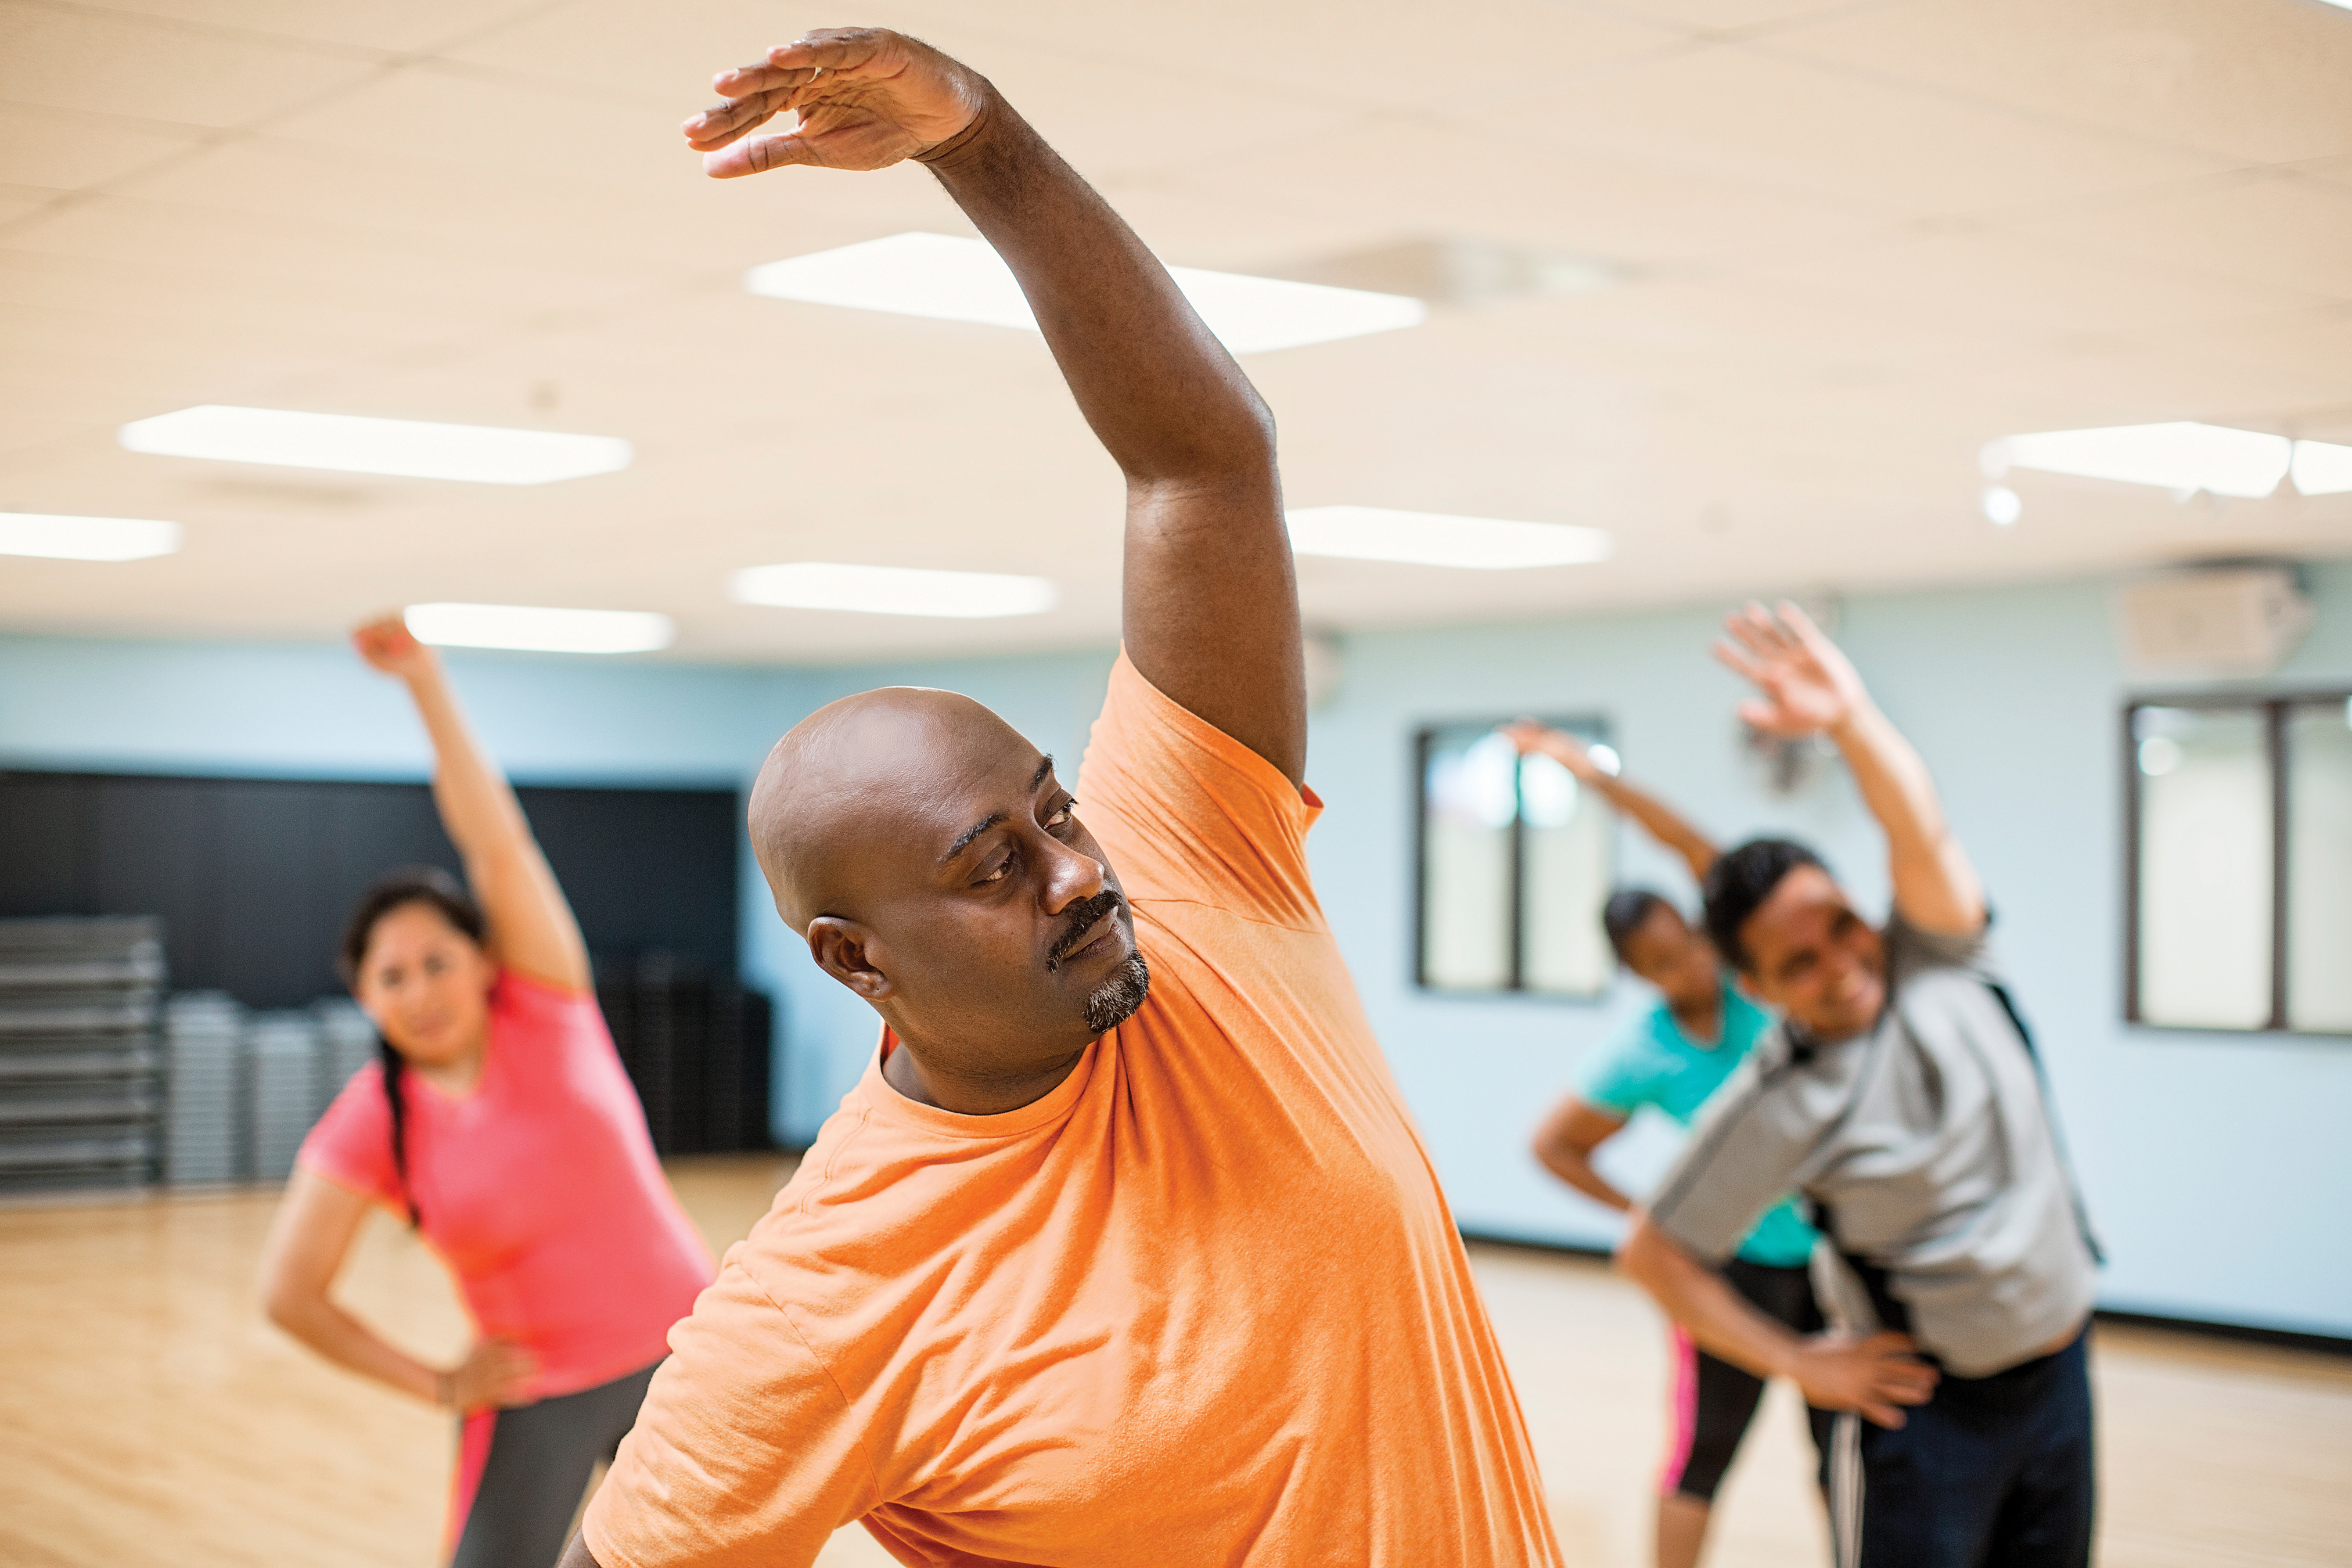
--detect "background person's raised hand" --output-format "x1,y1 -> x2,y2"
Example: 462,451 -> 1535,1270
350,614 -> 436,683
1499,719 -> 1604,782
1713,600 -> 1870,738
685,28 -> 988,179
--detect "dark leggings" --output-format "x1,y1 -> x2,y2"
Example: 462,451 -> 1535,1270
448,1358 -> 660,1568
1660,1258 -> 1836,1504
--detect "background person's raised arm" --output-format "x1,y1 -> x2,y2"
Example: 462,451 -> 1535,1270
1713,602 -> 1985,936
688,29 -> 1304,785
1501,721 -> 1717,884
351,618 -> 592,990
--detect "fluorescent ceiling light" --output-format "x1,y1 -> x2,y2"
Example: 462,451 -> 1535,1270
730,561 -> 1058,619
2290,438 -> 2352,497
119,406 -> 631,485
403,602 -> 672,654
0,513 -> 181,561
1286,506 -> 1612,570
744,233 -> 1426,355
1986,423 -> 2292,499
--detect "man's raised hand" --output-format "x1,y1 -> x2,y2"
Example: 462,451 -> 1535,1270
1713,600 -> 1870,739
685,28 -> 987,179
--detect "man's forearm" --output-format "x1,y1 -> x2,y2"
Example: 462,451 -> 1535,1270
1619,1216 -> 1801,1382
920,97 -> 1273,488
1826,701 -> 1984,933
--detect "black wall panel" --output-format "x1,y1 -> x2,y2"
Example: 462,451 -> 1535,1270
0,771 -> 742,1008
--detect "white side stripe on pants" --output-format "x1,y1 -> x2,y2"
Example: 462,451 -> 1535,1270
1829,1410 -> 1864,1568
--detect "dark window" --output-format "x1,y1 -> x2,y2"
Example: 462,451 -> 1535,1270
2125,692 -> 2352,1035
1415,719 -> 1614,997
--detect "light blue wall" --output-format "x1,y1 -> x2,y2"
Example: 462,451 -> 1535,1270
7,565 -> 2349,1335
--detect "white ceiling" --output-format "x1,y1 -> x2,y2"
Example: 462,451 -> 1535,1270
1,0 -> 2348,663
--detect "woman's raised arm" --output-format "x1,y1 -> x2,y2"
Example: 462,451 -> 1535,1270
353,617 -> 592,991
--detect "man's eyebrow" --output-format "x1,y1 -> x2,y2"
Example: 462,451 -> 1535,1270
941,812 -> 1004,864
940,757 -> 1056,865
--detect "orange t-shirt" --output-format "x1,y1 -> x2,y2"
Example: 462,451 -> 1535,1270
584,654 -> 1563,1568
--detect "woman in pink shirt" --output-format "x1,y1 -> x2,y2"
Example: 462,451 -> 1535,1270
258,617 -> 716,1567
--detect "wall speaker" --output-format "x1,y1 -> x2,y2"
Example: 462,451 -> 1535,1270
2115,566 -> 2313,679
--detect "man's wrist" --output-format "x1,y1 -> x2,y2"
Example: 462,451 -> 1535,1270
1824,699 -> 1880,749
912,82 -> 1004,171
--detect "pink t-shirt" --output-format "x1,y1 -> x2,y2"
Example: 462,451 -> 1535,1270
299,970 -> 716,1400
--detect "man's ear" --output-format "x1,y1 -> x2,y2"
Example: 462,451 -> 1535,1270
807,918 -> 891,999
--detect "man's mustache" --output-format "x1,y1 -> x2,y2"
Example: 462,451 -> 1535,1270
1045,890 -> 1124,971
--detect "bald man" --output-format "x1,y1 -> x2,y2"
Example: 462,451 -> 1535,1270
561,27 -> 1563,1568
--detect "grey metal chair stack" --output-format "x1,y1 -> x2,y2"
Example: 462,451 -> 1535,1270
247,1010 -> 324,1183
0,917 -> 167,1197
164,992 -> 246,1185
311,999 -> 378,1117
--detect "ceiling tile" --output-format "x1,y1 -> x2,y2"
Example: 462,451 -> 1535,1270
0,5 -> 381,128
2008,169 -> 2352,303
1771,0 -> 2352,165
70,0 -> 549,53
1501,42 -> 2235,218
0,102 -> 209,192
1742,223 -> 2321,337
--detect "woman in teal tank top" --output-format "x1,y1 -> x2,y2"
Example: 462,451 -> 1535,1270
1506,722 -> 1833,1568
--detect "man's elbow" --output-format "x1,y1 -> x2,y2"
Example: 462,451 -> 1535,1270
1614,1211 -> 1678,1295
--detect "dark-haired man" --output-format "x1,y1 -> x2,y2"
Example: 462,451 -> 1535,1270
1620,603 -> 2099,1568
1504,722 -> 1832,1568
561,26 -> 1563,1568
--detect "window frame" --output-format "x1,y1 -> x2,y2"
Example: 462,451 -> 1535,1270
1411,715 -> 1614,1001
2122,685 -> 2352,1038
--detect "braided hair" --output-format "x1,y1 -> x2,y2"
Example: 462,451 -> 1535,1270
337,866 -> 486,1229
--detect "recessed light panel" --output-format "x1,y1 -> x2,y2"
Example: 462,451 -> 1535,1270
0,513 -> 181,561
2290,438 -> 2352,497
1286,506 -> 1612,570
120,406 -> 632,485
404,603 -> 672,654
745,233 -> 1426,355
1988,423 -> 2292,499
729,561 -> 1057,619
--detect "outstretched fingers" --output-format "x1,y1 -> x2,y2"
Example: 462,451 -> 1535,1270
1711,636 -> 1771,688
684,84 -> 799,150
704,133 -> 818,179
767,28 -> 897,76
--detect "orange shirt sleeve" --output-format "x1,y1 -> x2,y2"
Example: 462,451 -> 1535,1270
582,1256 -> 879,1568
1077,651 -> 1322,927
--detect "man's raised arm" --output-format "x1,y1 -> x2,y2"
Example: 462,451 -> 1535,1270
691,28 -> 1306,785
1714,602 -> 1985,935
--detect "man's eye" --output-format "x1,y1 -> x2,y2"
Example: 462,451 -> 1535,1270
976,854 -> 1015,886
1045,800 -> 1077,828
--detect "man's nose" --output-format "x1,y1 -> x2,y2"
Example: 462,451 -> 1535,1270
1039,835 -> 1107,915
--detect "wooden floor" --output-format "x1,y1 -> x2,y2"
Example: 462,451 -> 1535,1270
2,1155 -> 2346,1567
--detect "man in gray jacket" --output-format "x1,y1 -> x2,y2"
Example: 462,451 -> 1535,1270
1620,602 -> 2099,1568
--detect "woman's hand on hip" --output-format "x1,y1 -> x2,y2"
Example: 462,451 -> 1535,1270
445,1337 -> 538,1411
